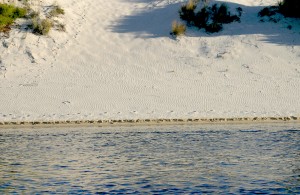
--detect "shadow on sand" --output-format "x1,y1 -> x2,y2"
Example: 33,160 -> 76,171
111,0 -> 300,46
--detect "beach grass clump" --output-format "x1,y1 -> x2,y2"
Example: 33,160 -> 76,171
31,17 -> 53,35
0,3 -> 27,32
171,20 -> 186,36
178,0 -> 242,34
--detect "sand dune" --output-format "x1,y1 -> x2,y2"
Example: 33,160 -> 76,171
0,0 -> 299,123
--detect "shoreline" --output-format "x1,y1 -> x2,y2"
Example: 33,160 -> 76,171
0,116 -> 299,129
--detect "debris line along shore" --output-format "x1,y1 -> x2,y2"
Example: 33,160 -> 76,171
0,116 -> 299,128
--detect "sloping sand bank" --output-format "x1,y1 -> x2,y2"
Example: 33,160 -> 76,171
0,0 -> 299,124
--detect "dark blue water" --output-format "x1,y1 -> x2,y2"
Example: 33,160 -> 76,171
0,124 -> 299,194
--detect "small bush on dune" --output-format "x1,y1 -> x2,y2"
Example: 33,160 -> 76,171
177,0 -> 242,34
258,0 -> 300,24
179,0 -> 197,25
211,3 -> 240,24
194,6 -> 210,28
258,6 -> 278,17
0,3 -> 26,32
170,20 -> 186,36
279,0 -> 300,18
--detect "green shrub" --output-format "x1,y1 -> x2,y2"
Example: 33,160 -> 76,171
170,20 -> 186,36
0,3 -> 26,19
0,15 -> 13,31
0,3 -> 26,32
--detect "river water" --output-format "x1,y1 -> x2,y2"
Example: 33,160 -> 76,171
0,124 -> 299,194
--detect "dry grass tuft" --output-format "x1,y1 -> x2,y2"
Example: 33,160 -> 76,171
171,20 -> 186,37
32,17 -> 52,35
186,0 -> 198,10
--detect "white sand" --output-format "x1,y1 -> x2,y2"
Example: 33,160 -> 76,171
0,0 -> 299,122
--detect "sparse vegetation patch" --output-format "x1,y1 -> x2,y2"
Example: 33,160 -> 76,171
1,1 -> 65,36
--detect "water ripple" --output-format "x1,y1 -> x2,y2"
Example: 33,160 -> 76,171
0,125 -> 299,194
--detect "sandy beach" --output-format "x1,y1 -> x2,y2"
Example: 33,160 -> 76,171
0,0 -> 299,125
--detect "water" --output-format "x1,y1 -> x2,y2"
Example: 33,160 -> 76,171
0,124 -> 299,194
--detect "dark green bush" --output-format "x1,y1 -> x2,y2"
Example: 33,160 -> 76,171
178,1 -> 241,33
258,6 -> 277,17
179,0 -> 197,25
259,0 -> 300,20
278,0 -> 300,18
194,7 -> 209,29
211,3 -> 240,24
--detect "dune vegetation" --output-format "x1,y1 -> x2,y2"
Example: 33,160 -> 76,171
172,0 -> 242,36
0,3 -> 26,32
0,0 -> 65,35
174,0 -> 299,37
